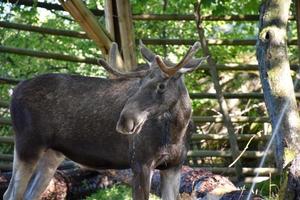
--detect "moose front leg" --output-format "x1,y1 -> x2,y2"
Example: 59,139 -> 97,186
160,166 -> 181,200
132,164 -> 153,200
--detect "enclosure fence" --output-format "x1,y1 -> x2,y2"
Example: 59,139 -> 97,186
1,0 -> 300,183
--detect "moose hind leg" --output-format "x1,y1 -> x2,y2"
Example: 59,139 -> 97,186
24,149 -> 64,200
160,167 -> 181,200
3,149 -> 39,200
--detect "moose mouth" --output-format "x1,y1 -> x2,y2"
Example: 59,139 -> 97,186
116,115 -> 147,135
130,118 -> 146,134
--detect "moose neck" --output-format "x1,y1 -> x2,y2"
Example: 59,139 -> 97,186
168,76 -> 192,144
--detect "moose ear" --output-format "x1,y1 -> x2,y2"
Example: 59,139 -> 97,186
177,56 -> 208,74
140,40 -> 156,63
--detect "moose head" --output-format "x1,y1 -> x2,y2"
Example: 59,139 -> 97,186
99,41 -> 206,135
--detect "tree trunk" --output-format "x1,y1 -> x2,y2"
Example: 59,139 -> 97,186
256,0 -> 300,198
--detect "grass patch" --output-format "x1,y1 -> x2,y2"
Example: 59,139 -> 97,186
85,184 -> 160,200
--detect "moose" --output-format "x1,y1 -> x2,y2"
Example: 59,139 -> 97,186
3,41 -> 206,200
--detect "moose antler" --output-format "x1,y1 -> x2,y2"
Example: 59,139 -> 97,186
98,42 -> 149,78
155,42 -> 201,77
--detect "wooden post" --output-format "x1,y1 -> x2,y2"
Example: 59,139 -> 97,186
194,1 -> 244,183
104,0 -> 124,71
105,0 -> 137,71
162,0 -> 168,57
257,0 -> 300,198
116,0 -> 137,71
104,0 -> 115,41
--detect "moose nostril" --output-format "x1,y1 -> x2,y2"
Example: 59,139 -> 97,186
116,114 -> 135,134
126,119 -> 135,133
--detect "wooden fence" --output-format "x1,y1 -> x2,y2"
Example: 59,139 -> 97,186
1,0 -> 299,183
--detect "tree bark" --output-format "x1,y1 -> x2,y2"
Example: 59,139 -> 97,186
256,0 -> 300,198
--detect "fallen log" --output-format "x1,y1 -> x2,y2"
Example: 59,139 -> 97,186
0,165 -> 263,199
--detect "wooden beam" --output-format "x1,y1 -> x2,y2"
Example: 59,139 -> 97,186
0,77 -> 20,85
199,63 -> 300,71
60,0 -> 126,70
0,118 -> 12,126
190,92 -> 264,99
0,154 -> 13,161
0,45 -> 99,64
104,0 -> 115,41
187,150 -> 273,158
0,21 -> 88,39
0,136 -> 14,144
133,14 -> 295,21
0,162 -> 12,170
0,100 -> 9,108
192,116 -> 269,123
140,38 -> 298,46
197,167 -> 278,176
60,0 -> 112,55
5,0 -> 104,16
191,134 -> 270,141
190,92 -> 300,99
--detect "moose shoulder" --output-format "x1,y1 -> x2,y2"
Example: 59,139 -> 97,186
4,42 -> 206,200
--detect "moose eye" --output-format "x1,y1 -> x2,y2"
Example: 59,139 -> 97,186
157,83 -> 166,93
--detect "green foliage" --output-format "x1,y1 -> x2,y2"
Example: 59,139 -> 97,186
85,184 -> 160,200
0,1 -> 104,80
86,185 -> 131,200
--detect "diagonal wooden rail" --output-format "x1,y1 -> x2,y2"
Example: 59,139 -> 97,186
195,1 -> 244,183
59,0 -> 112,55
